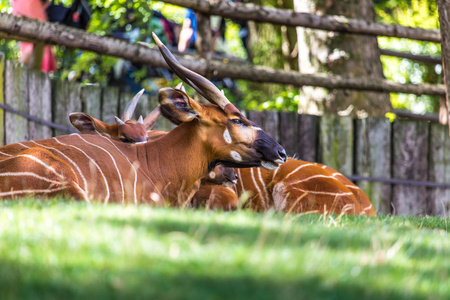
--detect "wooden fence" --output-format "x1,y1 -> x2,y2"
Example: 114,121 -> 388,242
1,57 -> 449,217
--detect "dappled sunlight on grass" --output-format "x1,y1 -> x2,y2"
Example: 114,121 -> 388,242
0,199 -> 448,300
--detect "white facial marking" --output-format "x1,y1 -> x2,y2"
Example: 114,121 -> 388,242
209,171 -> 216,179
224,129 -> 232,144
231,151 -> 242,162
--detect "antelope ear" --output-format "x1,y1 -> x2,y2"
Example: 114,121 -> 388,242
69,113 -> 117,137
158,87 -> 202,125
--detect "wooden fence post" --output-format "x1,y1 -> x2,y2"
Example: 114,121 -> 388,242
82,85 -> 102,119
264,111 -> 279,142
101,86 -> 120,124
52,80 -> 82,136
392,120 -> 428,215
0,53 -> 4,146
196,12 -> 212,61
5,61 -> 28,144
279,111 -> 298,157
297,114 -> 319,162
319,114 -> 353,175
28,69 -> 52,140
437,0 -> 450,132
355,117 -> 392,214
428,123 -> 450,216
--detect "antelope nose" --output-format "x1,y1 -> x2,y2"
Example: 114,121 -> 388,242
278,148 -> 287,163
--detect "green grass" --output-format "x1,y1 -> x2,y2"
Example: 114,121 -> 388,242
0,199 -> 448,300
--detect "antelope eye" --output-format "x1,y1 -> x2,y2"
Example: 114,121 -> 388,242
231,119 -> 244,126
120,137 -> 133,143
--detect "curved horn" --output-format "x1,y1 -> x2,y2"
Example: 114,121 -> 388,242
122,89 -> 145,121
152,33 -> 230,110
143,106 -> 161,131
115,116 -> 125,126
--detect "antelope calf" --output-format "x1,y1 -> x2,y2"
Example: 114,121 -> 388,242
0,34 -> 286,205
193,159 -> 376,215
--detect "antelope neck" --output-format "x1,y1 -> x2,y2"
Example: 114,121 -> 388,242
137,121 -> 210,194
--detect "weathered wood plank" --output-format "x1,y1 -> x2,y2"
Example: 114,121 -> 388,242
0,53 -> 4,146
264,111 -> 279,142
248,111 -> 265,129
355,117 -> 392,214
278,112 -> 297,157
52,80 -> 81,136
82,85 -> 102,119
392,120 -> 428,216
297,114 -> 319,162
319,114 -> 353,174
5,61 -> 28,144
437,0 -> 450,132
427,123 -> 450,216
101,86 -> 119,124
28,69 -> 52,140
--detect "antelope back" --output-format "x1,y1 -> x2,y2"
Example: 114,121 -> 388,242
233,159 -> 376,216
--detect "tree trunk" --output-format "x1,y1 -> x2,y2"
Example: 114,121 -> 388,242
295,0 -> 392,117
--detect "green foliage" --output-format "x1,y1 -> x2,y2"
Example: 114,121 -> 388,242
0,199 -> 449,300
375,0 -> 441,113
240,84 -> 300,112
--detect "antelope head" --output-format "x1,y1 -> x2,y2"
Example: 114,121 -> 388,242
202,164 -> 238,187
154,33 -> 287,170
69,89 -> 159,143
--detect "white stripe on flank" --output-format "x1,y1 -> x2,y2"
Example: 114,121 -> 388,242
0,186 -> 67,197
0,150 -> 12,157
0,172 -> 63,184
100,136 -> 139,205
1,154 -> 65,180
236,168 -> 245,194
256,167 -> 269,204
53,137 -> 110,203
272,165 -> 280,179
18,142 -> 30,149
250,167 -> 265,209
345,185 -> 360,190
284,163 -> 316,180
289,174 -> 341,185
76,134 -> 125,204
292,187 -> 353,197
31,140 -> 88,192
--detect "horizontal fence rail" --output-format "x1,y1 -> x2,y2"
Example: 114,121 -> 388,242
0,13 -> 444,96
161,0 -> 441,43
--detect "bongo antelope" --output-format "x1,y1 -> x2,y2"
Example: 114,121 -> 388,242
193,159 -> 376,215
0,34 -> 286,204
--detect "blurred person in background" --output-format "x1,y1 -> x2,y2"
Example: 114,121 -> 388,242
10,0 -> 57,73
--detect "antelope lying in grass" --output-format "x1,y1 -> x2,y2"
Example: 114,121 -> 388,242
69,84 -> 239,192
82,89 -> 374,215
69,89 -> 159,144
76,85 -> 374,215
0,34 -> 286,204
192,159 -> 376,216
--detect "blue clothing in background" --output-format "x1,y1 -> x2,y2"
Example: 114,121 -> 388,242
186,9 -> 197,44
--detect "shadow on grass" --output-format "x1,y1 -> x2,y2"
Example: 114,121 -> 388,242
0,258 -> 434,300
92,214 -> 450,260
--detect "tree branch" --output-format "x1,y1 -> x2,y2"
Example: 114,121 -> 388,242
160,0 -> 441,43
